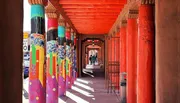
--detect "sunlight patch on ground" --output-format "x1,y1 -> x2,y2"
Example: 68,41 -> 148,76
74,81 -> 94,92
66,91 -> 89,103
83,71 -> 95,77
58,98 -> 67,103
71,86 -> 94,97
76,78 -> 93,84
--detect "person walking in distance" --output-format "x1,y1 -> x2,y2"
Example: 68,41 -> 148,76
89,55 -> 92,65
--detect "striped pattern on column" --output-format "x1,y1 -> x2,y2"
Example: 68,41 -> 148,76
46,17 -> 58,103
73,33 -> 77,79
71,32 -> 75,85
65,27 -> 72,89
58,25 -> 66,96
29,4 -> 46,103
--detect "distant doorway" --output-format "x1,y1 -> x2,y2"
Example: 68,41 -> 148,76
81,38 -> 105,77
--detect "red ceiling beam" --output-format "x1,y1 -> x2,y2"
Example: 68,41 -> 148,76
62,5 -> 124,9
82,32 -> 108,33
64,8 -> 122,11
73,23 -> 114,25
79,31 -> 109,32
59,0 -> 126,5
79,29 -> 110,30
85,32 -> 109,33
69,15 -> 117,17
49,0 -> 77,33
81,33 -> 107,35
72,20 -> 115,22
76,25 -> 111,30
69,16 -> 117,19
75,28 -> 111,30
74,25 -> 113,26
72,21 -> 115,23
74,25 -> 113,27
64,9 -> 121,13
73,22 -> 114,24
72,22 -> 115,24
66,12 -> 118,16
72,21 -> 115,24
79,29 -> 111,30
71,18 -> 115,20
76,28 -> 111,30
78,31 -> 109,32
70,18 -> 116,20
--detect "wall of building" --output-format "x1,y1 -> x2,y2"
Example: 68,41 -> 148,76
156,0 -> 180,103
0,0 -> 23,103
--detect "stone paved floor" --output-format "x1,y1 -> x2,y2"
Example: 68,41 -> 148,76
23,77 -> 120,103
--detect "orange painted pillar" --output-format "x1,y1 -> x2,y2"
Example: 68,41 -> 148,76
137,4 -> 154,103
112,38 -> 115,62
127,17 -> 138,103
109,38 -> 112,62
120,21 -> 127,102
120,24 -> 127,73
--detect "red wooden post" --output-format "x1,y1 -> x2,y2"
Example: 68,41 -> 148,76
126,10 -> 138,103
137,4 -> 154,103
120,21 -> 127,73
120,20 -> 127,102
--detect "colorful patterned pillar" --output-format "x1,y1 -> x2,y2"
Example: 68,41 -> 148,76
73,33 -> 77,79
137,2 -> 155,103
71,31 -> 75,84
126,10 -> 138,103
65,25 -> 72,89
28,0 -> 47,103
46,13 -> 58,103
57,17 -> 66,96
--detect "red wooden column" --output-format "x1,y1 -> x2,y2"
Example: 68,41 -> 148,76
137,2 -> 155,103
126,10 -> 138,103
120,20 -> 127,102
120,21 -> 127,74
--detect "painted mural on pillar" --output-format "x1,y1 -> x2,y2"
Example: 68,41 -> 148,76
71,33 -> 77,83
66,44 -> 72,89
29,4 -> 46,103
46,18 -> 58,103
72,48 -> 77,83
58,26 -> 66,96
65,31 -> 72,89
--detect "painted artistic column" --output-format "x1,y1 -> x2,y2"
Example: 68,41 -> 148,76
46,13 -> 58,103
73,33 -> 77,80
137,1 -> 155,103
57,18 -> 66,96
28,0 -> 47,103
71,31 -> 75,84
65,26 -> 72,89
126,10 -> 138,103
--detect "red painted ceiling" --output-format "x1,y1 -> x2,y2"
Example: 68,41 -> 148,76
59,0 -> 127,35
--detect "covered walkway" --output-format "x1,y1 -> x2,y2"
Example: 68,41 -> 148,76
1,0 -> 180,103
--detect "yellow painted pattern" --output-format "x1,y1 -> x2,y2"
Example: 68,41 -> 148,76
36,46 -> 45,87
62,60 -> 65,79
53,53 -> 58,81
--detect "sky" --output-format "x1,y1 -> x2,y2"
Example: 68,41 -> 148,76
23,0 -> 47,32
